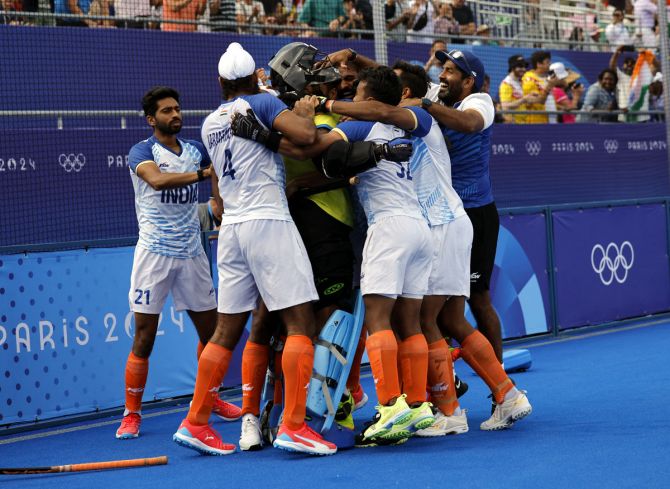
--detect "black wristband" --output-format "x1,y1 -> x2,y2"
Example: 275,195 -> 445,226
265,131 -> 283,153
197,169 -> 205,181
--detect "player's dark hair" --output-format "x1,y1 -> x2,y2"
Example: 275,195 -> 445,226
357,66 -> 402,106
392,60 -> 430,98
142,86 -> 180,117
220,74 -> 259,100
530,50 -> 551,69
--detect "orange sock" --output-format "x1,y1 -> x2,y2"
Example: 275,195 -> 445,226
282,335 -> 313,430
125,352 -> 148,413
241,341 -> 270,416
346,331 -> 367,391
427,339 -> 458,415
196,341 -> 205,360
460,330 -> 512,404
187,343 -> 232,425
398,334 -> 429,405
366,330 -> 400,406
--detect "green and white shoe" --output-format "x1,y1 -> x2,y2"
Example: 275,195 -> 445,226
361,394 -> 413,441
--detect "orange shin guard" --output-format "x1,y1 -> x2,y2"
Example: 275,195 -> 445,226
241,341 -> 270,416
282,335 -> 314,430
346,330 -> 367,391
124,352 -> 149,413
187,343 -> 232,425
460,330 -> 512,404
398,334 -> 429,405
427,339 -> 459,415
366,330 -> 401,406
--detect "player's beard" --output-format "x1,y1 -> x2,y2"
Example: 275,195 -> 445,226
438,81 -> 462,107
157,119 -> 182,135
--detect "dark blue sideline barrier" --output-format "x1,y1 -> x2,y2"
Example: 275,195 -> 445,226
2,124 -> 668,246
3,199 -> 669,425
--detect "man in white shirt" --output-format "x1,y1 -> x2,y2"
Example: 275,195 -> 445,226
605,9 -> 634,50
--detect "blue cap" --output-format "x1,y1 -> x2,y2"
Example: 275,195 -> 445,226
436,49 -> 486,92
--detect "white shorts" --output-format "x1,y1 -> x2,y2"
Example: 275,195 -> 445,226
360,215 -> 432,298
216,219 -> 318,313
427,214 -> 473,297
129,247 -> 217,314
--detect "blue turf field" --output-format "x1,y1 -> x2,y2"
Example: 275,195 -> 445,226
2,318 -> 670,489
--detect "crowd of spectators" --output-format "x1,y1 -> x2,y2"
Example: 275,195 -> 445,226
1,0 -> 668,53
494,46 -> 663,123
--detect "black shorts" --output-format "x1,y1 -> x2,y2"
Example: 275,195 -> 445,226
289,198 -> 354,309
465,202 -> 500,293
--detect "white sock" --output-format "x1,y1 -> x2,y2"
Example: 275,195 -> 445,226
503,386 -> 519,402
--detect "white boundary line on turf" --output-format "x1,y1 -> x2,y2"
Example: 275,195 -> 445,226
515,318 -> 669,350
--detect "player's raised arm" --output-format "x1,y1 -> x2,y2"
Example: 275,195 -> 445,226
272,97 -> 317,146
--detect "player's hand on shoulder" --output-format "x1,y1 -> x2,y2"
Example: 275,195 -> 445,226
231,109 -> 266,142
293,96 -> 317,118
202,165 -> 212,178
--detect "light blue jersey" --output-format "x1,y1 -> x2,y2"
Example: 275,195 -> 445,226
128,136 -> 210,258
405,106 -> 466,226
333,119 -> 424,225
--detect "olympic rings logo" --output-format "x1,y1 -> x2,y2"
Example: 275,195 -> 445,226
58,153 -> 86,172
603,139 -> 619,154
590,241 -> 634,286
525,140 -> 542,156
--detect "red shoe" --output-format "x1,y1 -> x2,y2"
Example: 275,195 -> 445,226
213,397 -> 242,421
350,384 -> 368,411
115,413 -> 141,439
173,418 -> 236,455
273,422 -> 337,455
450,347 -> 462,362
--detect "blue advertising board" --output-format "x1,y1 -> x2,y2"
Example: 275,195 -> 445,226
467,214 -> 551,339
0,246 -> 243,425
552,204 -> 670,329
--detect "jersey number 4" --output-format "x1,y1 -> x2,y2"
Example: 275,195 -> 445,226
396,162 -> 412,180
222,149 -> 236,180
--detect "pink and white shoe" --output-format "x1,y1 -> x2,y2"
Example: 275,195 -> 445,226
173,418 -> 236,455
115,413 -> 141,439
212,397 -> 242,421
273,422 -> 337,456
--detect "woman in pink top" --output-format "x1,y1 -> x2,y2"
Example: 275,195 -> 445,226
549,62 -> 585,124
162,0 -> 205,31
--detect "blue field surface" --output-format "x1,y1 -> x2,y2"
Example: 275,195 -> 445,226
2,319 -> 670,489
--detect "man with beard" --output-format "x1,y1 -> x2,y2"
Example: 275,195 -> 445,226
423,50 -> 531,429
116,86 -> 241,440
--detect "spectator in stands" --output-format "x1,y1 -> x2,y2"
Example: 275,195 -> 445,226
548,62 -> 584,123
433,1 -> 459,39
210,0 -> 236,31
472,24 -> 501,46
522,50 -> 558,124
605,0 -> 634,15
499,55 -> 540,124
648,71 -> 664,121
406,0 -> 438,44
116,0 -> 155,28
329,0 -> 373,39
424,39 -> 447,84
298,0 -> 345,33
161,0 -> 205,31
55,0 -> 96,26
633,0 -> 658,48
481,74 -> 505,123
1,0 -> 24,24
605,8 -> 634,49
236,0 -> 265,33
451,0 -> 475,36
577,68 -> 619,122
385,0 -> 410,42
88,0 -> 115,26
609,45 -> 636,120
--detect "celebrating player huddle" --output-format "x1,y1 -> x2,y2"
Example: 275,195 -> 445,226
119,40 -> 532,457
